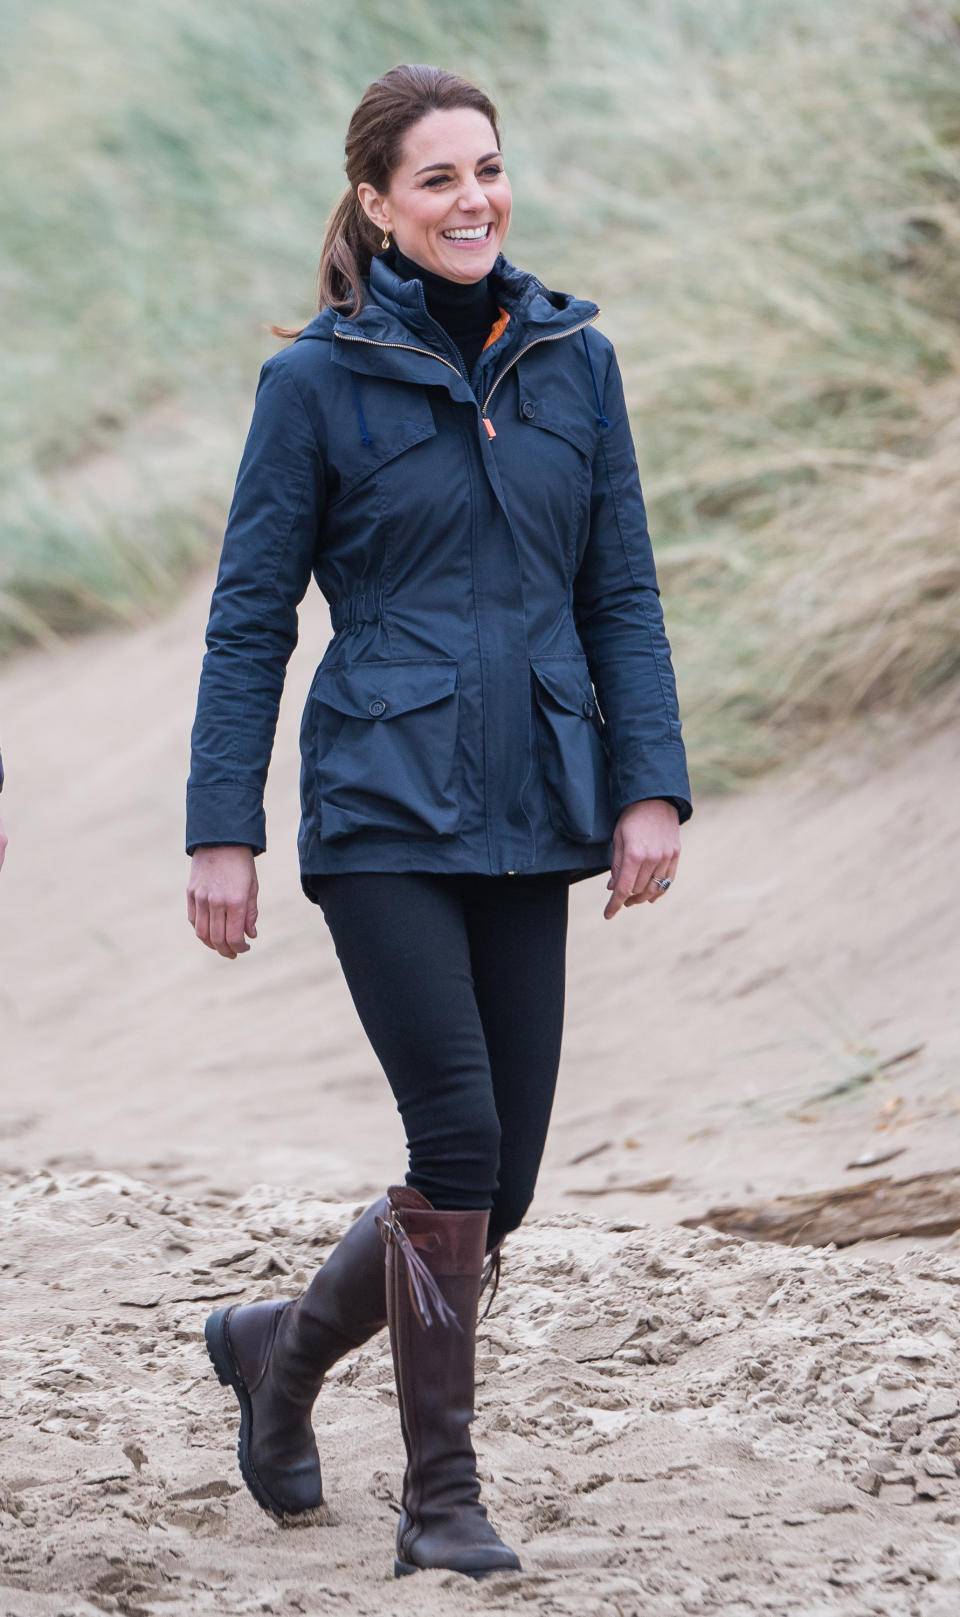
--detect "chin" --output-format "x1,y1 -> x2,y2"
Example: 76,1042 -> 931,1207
437,243 -> 502,281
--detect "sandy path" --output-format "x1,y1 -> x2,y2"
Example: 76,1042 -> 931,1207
3,1172 -> 960,1614
1,577 -> 959,1612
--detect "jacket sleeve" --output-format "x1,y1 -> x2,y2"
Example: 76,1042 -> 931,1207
186,356 -> 325,854
573,339 -> 692,823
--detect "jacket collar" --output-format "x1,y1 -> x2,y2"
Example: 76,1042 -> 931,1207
297,252 -> 594,344
298,255 -> 599,394
365,250 -> 596,337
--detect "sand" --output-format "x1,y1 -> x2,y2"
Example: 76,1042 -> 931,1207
1,577 -> 959,1614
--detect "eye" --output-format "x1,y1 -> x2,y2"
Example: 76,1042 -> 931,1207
423,174 -> 451,188
481,165 -> 504,178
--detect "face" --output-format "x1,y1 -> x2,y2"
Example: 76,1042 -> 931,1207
358,107 -> 511,283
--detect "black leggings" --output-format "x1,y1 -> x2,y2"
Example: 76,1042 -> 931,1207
310,871 -> 569,1251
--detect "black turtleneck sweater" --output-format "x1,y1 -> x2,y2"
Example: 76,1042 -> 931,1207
387,246 -> 499,378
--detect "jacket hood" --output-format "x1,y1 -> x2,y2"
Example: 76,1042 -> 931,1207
295,253 -> 599,350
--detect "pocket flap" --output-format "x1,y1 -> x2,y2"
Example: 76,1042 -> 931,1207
530,657 -> 597,718
332,416 -> 438,506
316,659 -> 459,721
519,403 -> 595,461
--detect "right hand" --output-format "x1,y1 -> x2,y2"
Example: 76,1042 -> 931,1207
187,845 -> 259,959
0,814 -> 7,873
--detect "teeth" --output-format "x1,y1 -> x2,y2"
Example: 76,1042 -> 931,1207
443,225 -> 490,240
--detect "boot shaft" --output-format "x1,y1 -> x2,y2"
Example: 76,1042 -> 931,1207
380,1187 -> 520,1576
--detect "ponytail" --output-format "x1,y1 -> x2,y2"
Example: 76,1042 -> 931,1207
271,188 -> 380,337
319,187 -> 384,316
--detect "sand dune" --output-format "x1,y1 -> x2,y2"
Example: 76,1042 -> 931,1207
1,578 -> 960,1611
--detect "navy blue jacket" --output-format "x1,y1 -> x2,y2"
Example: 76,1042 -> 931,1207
186,253 -> 691,889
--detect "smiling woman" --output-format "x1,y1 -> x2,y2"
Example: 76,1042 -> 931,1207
186,62 -> 690,1580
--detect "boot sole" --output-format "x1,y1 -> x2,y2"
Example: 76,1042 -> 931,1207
204,1306 -> 322,1524
394,1558 -> 511,1581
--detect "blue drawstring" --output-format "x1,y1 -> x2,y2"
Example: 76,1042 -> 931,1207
350,372 -> 372,446
581,329 -> 609,428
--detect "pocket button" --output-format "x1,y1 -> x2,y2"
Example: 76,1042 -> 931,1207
369,698 -> 387,717
521,399 -> 536,420
582,698 -> 595,718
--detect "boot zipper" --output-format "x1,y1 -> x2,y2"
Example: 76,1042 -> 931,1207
335,312 -> 600,440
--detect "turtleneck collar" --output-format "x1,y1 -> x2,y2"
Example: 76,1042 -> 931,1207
381,247 -> 500,379
386,245 -> 495,322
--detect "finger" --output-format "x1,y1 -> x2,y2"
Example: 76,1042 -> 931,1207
603,856 -> 623,910
193,895 -> 212,948
187,889 -> 197,927
646,869 -> 670,904
627,854 -> 658,902
647,853 -> 681,903
604,869 -> 634,918
617,852 -> 662,910
208,904 -> 237,959
245,892 -> 258,941
225,901 -> 250,954
605,843 -> 623,894
604,853 -> 652,919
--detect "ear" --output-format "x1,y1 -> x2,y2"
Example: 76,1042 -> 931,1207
357,182 -> 390,234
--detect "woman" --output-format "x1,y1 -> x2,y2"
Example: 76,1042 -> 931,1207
187,64 -> 691,1579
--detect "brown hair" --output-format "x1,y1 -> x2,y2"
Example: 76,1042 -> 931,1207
272,64 -> 501,336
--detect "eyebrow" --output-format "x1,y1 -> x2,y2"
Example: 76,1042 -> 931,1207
414,150 -> 502,175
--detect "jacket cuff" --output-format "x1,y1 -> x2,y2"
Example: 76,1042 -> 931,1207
611,742 -> 692,824
185,784 -> 266,856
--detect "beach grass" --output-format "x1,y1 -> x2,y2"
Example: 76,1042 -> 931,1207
2,0 -> 958,785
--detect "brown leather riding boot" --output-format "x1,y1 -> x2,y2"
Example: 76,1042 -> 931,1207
205,1189 -> 430,1520
380,1187 -> 522,1578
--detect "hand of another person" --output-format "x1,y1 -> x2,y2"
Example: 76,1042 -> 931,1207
0,814 -> 6,873
187,845 -> 259,959
603,799 -> 680,920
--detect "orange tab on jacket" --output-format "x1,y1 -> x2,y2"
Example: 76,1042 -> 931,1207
483,308 -> 510,351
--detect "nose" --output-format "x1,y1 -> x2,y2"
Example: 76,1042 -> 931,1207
456,176 -> 488,213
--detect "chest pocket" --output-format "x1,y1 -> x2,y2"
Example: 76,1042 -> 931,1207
327,385 -> 437,508
511,385 -> 596,563
310,659 -> 462,842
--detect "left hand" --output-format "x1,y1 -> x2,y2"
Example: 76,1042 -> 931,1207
603,798 -> 680,920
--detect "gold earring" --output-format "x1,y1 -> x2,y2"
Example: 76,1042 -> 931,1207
381,230 -> 390,250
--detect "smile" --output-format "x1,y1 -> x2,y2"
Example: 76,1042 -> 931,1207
441,224 -> 493,241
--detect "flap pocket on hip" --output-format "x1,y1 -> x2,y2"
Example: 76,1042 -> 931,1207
312,659 -> 461,842
530,656 -> 613,845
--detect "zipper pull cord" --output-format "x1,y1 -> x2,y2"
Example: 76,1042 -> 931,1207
350,372 -> 372,447
377,1209 -> 461,1332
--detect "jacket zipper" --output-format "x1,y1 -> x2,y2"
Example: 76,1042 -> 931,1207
334,331 -> 464,380
479,314 -> 600,437
335,312 -> 600,440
